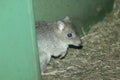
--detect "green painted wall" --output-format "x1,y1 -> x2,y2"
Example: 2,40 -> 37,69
0,0 -> 41,80
33,0 -> 114,36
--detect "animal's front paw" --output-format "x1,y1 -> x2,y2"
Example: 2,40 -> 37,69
59,51 -> 67,59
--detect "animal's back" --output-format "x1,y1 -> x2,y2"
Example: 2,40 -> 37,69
36,24 -> 55,50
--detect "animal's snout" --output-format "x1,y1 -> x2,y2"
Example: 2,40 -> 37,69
76,39 -> 82,46
78,43 -> 82,46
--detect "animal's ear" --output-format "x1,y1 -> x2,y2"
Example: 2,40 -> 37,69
57,21 -> 65,31
63,16 -> 71,23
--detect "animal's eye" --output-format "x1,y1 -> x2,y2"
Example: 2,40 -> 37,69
67,33 -> 72,37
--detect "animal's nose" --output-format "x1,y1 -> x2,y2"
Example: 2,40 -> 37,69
78,39 -> 82,46
77,40 -> 83,48
78,44 -> 83,49
78,43 -> 82,46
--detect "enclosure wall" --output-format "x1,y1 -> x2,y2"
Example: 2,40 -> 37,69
0,0 -> 41,80
33,0 -> 114,36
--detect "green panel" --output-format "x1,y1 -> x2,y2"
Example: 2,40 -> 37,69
0,0 -> 41,80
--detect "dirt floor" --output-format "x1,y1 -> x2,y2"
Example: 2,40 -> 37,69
42,0 -> 120,80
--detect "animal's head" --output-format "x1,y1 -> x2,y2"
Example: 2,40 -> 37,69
54,16 -> 82,47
